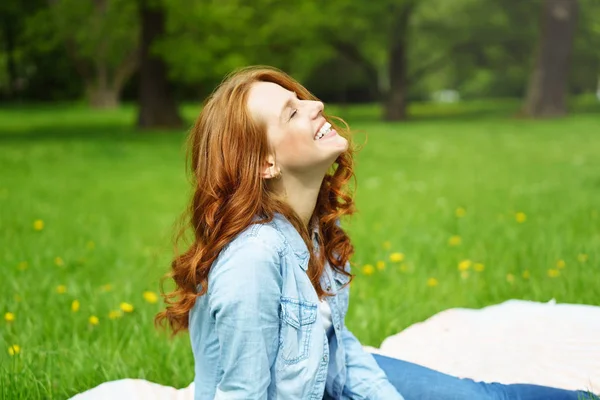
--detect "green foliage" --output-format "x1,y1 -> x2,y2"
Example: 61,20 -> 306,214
25,0 -> 139,68
1,100 -> 599,397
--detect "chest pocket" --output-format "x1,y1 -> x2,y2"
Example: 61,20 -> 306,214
279,297 -> 317,364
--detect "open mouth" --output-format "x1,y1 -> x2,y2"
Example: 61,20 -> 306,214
314,122 -> 333,140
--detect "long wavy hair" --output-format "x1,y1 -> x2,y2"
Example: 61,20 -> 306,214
155,65 -> 361,336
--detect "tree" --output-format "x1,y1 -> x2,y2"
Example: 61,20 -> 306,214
27,0 -> 140,108
523,0 -> 579,118
137,0 -> 182,129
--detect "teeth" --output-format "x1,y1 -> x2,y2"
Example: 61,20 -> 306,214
314,122 -> 332,140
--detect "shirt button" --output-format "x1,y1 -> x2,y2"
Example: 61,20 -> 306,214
323,354 -> 328,362
336,324 -> 341,330
326,285 -> 331,291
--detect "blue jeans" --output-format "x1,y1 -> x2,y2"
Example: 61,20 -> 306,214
372,354 -> 599,400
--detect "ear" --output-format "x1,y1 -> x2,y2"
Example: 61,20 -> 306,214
260,155 -> 276,179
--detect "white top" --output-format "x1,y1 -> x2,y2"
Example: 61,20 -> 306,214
319,299 -> 333,336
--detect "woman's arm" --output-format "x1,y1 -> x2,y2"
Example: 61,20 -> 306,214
208,236 -> 283,399
341,326 -> 405,399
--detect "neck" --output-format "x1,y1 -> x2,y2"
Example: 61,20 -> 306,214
271,172 -> 323,228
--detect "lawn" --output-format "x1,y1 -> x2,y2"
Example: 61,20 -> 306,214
1,99 -> 599,399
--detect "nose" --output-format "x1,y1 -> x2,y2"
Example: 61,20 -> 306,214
309,100 -> 324,119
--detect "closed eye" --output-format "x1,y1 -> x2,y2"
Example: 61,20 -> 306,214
289,109 -> 298,120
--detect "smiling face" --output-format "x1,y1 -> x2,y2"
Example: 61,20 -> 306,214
247,81 -> 348,178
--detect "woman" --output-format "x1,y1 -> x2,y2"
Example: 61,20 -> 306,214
155,66 -> 598,400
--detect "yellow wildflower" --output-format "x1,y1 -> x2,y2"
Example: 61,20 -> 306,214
522,270 -> 530,279
547,269 -> 560,278
56,285 -> 67,294
382,241 -> 391,250
100,284 -> 113,292
426,277 -> 438,287
4,312 -> 15,322
448,235 -> 462,246
399,264 -> 408,272
362,264 -> 375,276
577,253 -> 588,263
460,271 -> 469,280
88,315 -> 99,325
17,261 -> 28,271
14,294 -> 22,302
86,241 -> 96,250
143,291 -> 158,304
515,212 -> 527,223
506,273 -> 515,284
455,207 -> 466,218
389,253 -> 404,263
458,260 -> 472,272
474,263 -> 485,272
556,259 -> 566,269
8,344 -> 20,356
54,257 -> 64,267
108,310 -> 123,320
33,219 -> 44,231
71,300 -> 80,312
120,302 -> 134,313
375,261 -> 386,271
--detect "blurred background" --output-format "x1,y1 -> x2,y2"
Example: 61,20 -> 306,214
1,0 -> 599,399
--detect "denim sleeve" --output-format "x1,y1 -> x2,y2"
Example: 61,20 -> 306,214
340,326 -> 405,399
336,215 -> 404,399
208,236 -> 282,399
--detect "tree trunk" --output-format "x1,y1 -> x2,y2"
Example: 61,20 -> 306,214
137,0 -> 183,129
384,3 -> 415,121
87,85 -> 119,109
522,0 -> 578,118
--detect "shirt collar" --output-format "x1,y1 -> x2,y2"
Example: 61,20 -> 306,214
267,213 -> 321,270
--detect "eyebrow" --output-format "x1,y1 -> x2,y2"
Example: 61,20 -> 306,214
279,91 -> 298,122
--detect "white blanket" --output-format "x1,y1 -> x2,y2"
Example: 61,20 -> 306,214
70,299 -> 600,399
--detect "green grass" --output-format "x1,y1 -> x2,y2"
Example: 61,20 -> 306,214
1,98 -> 599,399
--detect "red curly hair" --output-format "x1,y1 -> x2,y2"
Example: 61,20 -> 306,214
155,65 -> 361,336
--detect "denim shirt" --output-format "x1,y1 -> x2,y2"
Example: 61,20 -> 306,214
189,213 -> 404,400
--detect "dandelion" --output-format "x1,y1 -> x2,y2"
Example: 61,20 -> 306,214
56,285 -> 67,294
577,254 -> 588,263
120,302 -> 134,313
71,300 -> 80,312
88,315 -> 99,325
522,270 -> 530,279
86,241 -> 96,250
458,260 -> 472,272
556,259 -> 566,269
4,312 -> 15,322
382,241 -> 391,250
455,207 -> 466,218
426,277 -> 438,287
108,310 -> 123,320
515,212 -> 527,223
54,257 -> 64,267
14,295 -> 22,302
389,253 -> 404,263
474,263 -> 485,272
460,271 -> 469,280
17,261 -> 28,271
100,284 -> 113,292
143,291 -> 158,304
362,264 -> 375,276
33,219 -> 44,231
547,269 -> 560,278
399,264 -> 408,272
448,235 -> 462,246
8,345 -> 20,356
375,261 -> 386,271
506,274 -> 515,284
